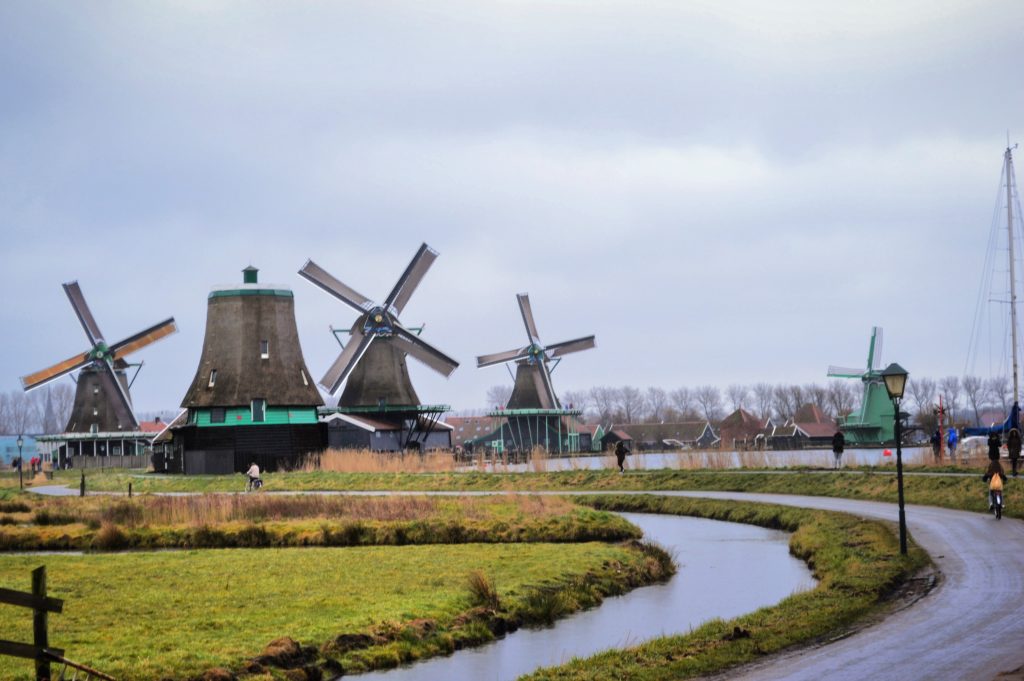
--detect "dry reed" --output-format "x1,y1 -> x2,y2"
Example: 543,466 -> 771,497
300,448 -> 458,473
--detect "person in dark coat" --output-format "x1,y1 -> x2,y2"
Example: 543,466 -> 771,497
930,430 -> 942,462
614,441 -> 629,473
1007,428 -> 1022,477
983,457 -> 1008,510
987,431 -> 1002,462
831,431 -> 845,469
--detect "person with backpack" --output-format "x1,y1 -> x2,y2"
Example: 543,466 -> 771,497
831,430 -> 845,469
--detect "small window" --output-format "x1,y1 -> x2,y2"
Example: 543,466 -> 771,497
93,386 -> 99,395
93,408 -> 99,416
260,340 -> 269,359
252,399 -> 266,423
90,424 -> 99,433
208,369 -> 217,388
210,407 -> 226,424
300,369 -> 308,386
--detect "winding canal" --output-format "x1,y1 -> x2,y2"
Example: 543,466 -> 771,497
356,511 -> 815,681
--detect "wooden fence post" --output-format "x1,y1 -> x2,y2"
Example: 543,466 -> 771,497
32,567 -> 49,681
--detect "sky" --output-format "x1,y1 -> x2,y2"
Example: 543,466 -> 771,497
2,1 -> 1024,415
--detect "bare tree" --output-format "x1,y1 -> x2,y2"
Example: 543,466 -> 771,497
560,390 -> 590,415
615,386 -> 646,423
694,385 -> 722,422
0,392 -> 9,434
804,383 -> 831,417
646,387 -> 669,422
485,385 -> 513,409
752,382 -> 774,420
771,385 -> 796,421
725,384 -> 749,412
961,375 -> 987,427
589,386 -> 618,425
938,376 -> 963,422
669,387 -> 695,419
6,392 -> 35,435
827,380 -> 858,419
907,377 -> 937,420
986,376 -> 1012,414
52,383 -> 75,430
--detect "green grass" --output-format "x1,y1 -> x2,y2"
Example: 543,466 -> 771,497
0,541 -> 660,680
518,495 -> 929,681
0,495 -> 638,551
57,466 -> 1022,518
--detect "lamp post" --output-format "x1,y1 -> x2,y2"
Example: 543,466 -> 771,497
16,435 -> 24,490
881,362 -> 909,555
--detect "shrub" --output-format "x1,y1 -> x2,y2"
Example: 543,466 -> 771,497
467,570 -> 500,609
33,510 -> 79,526
0,501 -> 31,513
92,522 -> 129,550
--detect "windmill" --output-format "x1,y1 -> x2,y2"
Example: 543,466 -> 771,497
827,326 -> 896,444
20,281 -> 177,433
474,293 -> 594,454
299,243 -> 458,404
299,244 -> 459,451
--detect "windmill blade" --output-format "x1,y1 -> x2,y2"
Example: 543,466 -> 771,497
517,293 -> 541,343
546,335 -> 596,358
827,365 -> 865,378
383,243 -> 438,316
868,327 -> 884,371
477,346 -> 531,368
320,326 -> 375,395
95,360 -> 139,430
299,260 -> 375,314
20,351 -> 92,391
530,362 -> 559,409
63,281 -> 105,344
393,325 -> 459,377
110,318 -> 178,360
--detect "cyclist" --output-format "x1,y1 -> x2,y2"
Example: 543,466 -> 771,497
245,462 -> 262,491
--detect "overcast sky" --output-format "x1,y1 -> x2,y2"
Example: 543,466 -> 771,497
3,1 -> 1024,415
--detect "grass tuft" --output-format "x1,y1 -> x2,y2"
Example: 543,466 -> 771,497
467,570 -> 500,609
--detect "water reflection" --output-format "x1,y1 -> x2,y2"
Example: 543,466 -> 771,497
355,512 -> 815,681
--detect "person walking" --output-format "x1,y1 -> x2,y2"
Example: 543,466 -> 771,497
1007,428 -> 1022,477
831,430 -> 845,469
947,427 -> 959,463
931,429 -> 942,462
987,430 -> 1002,462
614,441 -> 629,473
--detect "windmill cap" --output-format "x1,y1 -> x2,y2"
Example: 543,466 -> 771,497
243,265 -> 259,284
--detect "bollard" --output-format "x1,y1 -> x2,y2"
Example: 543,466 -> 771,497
80,472 -> 86,497
128,482 -> 132,498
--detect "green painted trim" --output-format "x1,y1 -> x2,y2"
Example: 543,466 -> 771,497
208,289 -> 293,299
485,408 -> 583,417
192,406 -> 319,427
320,404 -> 451,415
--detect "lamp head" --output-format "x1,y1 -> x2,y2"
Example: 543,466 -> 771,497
880,362 -> 909,400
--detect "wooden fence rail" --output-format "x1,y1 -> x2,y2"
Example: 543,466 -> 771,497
0,566 -> 114,680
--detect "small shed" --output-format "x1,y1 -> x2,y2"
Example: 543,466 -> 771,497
601,428 -> 634,451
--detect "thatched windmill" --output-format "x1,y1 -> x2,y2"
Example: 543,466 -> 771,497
474,293 -> 594,454
21,281 -> 177,433
299,243 -> 459,450
174,266 -> 325,474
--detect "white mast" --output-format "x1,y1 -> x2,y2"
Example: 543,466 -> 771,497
1007,145 -> 1020,405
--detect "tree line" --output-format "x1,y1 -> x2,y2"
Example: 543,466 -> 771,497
485,375 -> 1016,429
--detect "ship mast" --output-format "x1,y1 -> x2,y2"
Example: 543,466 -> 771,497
1007,144 -> 1020,405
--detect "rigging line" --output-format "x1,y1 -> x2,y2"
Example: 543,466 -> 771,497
965,159 -> 1012,376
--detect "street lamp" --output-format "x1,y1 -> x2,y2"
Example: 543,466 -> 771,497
880,362 -> 909,555
16,435 -> 24,490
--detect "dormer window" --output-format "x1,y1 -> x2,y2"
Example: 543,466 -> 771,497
252,398 -> 266,423
260,340 -> 269,359
208,369 -> 217,388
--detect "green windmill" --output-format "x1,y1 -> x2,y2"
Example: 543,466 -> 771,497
827,326 -> 897,444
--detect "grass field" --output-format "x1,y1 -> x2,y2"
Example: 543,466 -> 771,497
41,464 -> 1022,519
0,494 -> 638,551
0,540 -> 664,680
